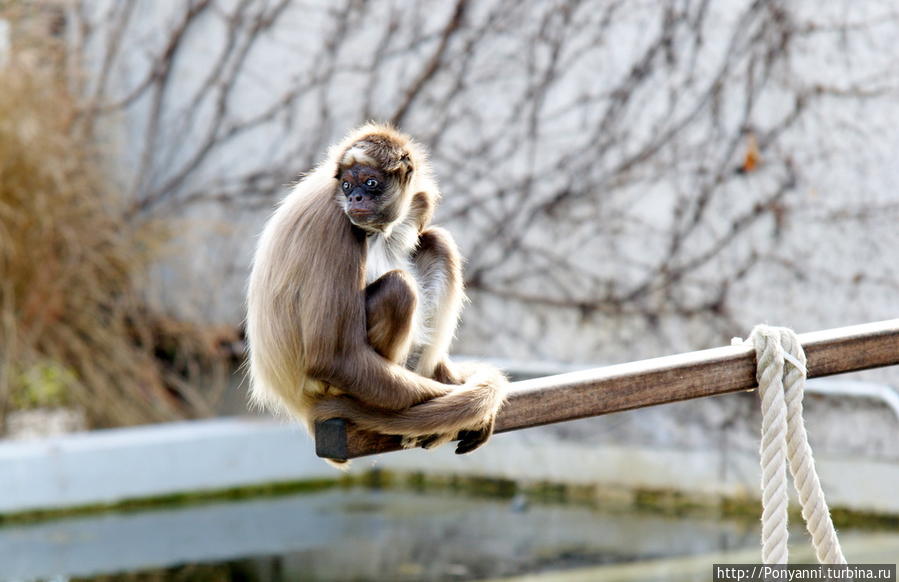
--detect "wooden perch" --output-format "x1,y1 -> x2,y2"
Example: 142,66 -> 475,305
315,319 -> 899,461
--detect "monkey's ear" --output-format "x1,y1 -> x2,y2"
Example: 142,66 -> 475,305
409,191 -> 434,231
399,153 -> 414,183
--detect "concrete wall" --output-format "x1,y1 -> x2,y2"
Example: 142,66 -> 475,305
72,1 -> 899,375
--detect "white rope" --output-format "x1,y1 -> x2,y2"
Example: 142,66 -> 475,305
733,325 -> 847,565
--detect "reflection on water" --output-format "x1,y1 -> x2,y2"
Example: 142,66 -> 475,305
1,487 -> 896,582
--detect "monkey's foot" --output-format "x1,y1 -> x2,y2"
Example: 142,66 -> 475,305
417,433 -> 457,450
399,435 -> 419,449
400,424 -> 495,454
400,433 -> 456,450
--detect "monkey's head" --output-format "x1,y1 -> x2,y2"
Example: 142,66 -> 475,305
335,130 -> 416,233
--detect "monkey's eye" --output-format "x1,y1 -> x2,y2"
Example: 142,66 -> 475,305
342,181 -> 350,191
365,179 -> 378,189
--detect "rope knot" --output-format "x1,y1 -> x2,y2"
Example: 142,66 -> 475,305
746,325 -> 845,565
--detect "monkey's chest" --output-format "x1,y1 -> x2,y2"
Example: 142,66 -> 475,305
365,238 -> 414,285
364,234 -> 420,285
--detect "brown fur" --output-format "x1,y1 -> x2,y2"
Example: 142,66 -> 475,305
365,270 -> 417,363
246,123 -> 507,464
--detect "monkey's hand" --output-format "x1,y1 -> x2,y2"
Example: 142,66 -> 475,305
452,363 -> 507,454
455,422 -> 496,455
405,361 -> 508,454
454,383 -> 504,454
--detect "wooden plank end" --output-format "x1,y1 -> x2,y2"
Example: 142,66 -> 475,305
315,418 -> 349,461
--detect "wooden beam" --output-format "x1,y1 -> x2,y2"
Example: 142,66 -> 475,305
315,319 -> 899,461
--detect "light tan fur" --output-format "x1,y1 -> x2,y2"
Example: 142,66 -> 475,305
246,123 -> 507,464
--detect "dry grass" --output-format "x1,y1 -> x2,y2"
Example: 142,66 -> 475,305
0,56 -> 229,431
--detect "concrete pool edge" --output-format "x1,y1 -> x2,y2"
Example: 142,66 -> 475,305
1,417 -> 898,521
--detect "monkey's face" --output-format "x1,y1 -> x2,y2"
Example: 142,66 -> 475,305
337,164 -> 399,231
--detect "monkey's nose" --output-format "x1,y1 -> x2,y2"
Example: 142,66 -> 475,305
353,194 -> 364,202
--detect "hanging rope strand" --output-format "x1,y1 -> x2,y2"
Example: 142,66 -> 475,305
778,328 -> 846,565
751,326 -> 790,564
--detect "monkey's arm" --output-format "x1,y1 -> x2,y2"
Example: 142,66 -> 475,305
364,270 -> 417,364
306,344 -> 452,411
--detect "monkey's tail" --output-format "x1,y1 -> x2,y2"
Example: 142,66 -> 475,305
312,365 -> 508,438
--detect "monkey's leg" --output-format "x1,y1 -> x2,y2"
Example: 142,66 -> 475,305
410,227 -> 505,453
365,269 -> 418,365
410,227 -> 465,380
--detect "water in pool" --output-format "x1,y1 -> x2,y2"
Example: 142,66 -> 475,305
1,486 -> 896,582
